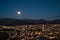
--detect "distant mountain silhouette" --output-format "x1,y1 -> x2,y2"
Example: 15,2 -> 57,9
46,16 -> 60,20
0,17 -> 60,26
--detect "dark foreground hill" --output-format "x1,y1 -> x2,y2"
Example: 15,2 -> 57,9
0,18 -> 60,26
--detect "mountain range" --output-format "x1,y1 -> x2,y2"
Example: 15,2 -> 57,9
0,16 -> 60,26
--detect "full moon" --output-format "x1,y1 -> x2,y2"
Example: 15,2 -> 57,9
17,11 -> 21,15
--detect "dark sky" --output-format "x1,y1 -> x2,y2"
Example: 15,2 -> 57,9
0,0 -> 60,19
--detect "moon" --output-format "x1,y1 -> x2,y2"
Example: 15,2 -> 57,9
17,11 -> 21,15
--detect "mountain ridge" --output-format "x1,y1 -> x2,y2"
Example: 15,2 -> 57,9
0,17 -> 60,26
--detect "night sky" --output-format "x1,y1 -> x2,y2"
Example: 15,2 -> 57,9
0,0 -> 60,19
